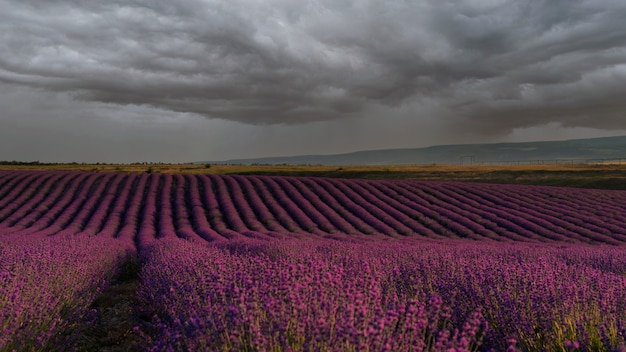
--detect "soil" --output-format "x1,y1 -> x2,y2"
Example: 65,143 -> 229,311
73,260 -> 151,352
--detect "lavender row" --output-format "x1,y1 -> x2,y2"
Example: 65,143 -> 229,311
242,176 -> 302,234
286,176 -> 360,234
261,176 -> 327,236
85,172 -> 134,238
323,178 -> 402,235
301,177 -> 379,235
0,172 -> 59,231
184,174 -> 226,241
270,176 -> 339,233
231,175 -> 291,237
20,173 -> 108,238
0,172 -> 45,207
382,182 -> 482,239
411,182 -> 571,241
201,175 -> 246,240
438,182 -> 626,243
495,184 -> 626,239
423,182 -> 578,241
0,172 -> 87,239
170,174 -> 203,242
136,174 -> 160,247
0,172 -> 49,222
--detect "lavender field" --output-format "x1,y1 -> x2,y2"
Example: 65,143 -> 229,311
1,170 -> 626,351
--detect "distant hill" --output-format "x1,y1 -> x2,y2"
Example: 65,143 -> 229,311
203,135 -> 626,166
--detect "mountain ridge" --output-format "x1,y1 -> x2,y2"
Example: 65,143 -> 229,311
203,135 -> 626,165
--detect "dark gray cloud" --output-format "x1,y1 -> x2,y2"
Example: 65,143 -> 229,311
1,0 -> 626,133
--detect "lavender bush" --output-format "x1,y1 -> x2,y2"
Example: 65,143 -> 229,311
0,234 -> 132,351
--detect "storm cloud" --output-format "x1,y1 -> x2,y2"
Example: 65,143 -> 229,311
1,0 -> 626,161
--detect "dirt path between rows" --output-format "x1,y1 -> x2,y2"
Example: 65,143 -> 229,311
74,260 -> 150,352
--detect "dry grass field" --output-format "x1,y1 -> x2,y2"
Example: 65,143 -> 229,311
2,162 -> 626,189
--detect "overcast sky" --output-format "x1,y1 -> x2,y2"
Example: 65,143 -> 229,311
1,0 -> 626,162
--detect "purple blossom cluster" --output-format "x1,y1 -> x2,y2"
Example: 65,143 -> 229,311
138,238 -> 489,351
138,238 -> 626,351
